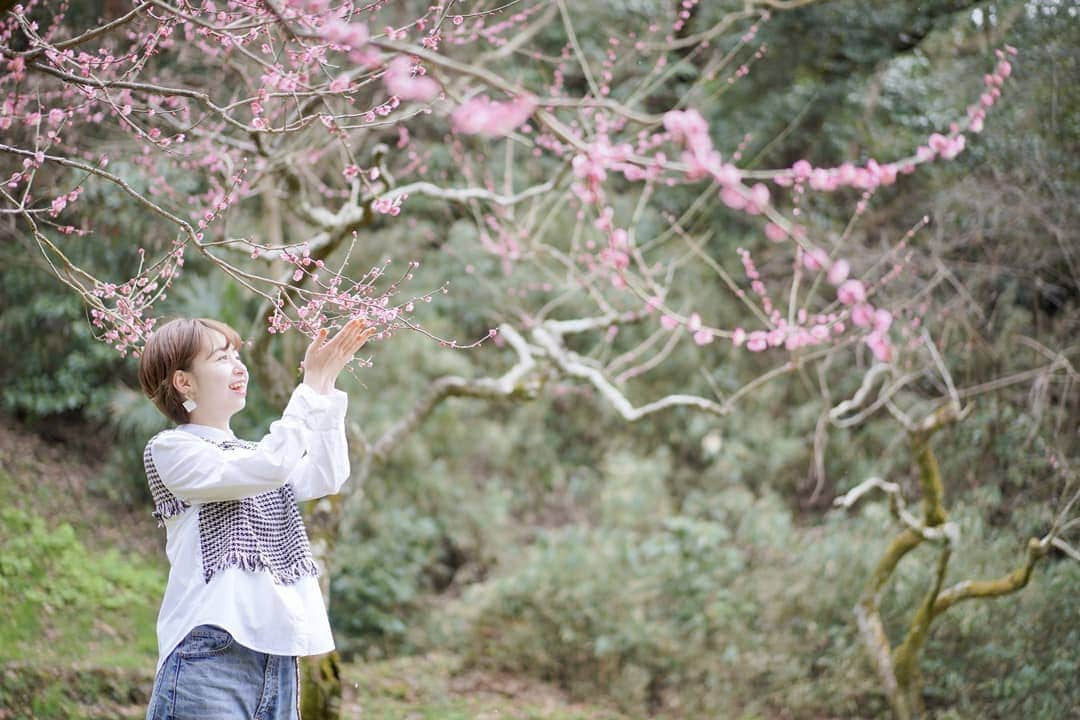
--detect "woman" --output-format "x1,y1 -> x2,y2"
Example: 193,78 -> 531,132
137,316 -> 375,719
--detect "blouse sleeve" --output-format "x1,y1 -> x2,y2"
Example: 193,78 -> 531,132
286,387 -> 351,503
149,383 -> 348,504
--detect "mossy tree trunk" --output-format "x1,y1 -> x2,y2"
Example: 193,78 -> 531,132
300,650 -> 343,719
299,490 -> 350,719
843,406 -> 1052,720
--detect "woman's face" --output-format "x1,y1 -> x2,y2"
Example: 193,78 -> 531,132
177,327 -> 248,421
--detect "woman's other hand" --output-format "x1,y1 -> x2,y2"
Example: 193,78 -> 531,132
301,318 -> 377,394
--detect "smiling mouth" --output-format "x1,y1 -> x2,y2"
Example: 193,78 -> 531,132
229,382 -> 247,394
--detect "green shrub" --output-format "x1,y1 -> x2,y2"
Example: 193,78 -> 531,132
449,487 -> 1078,719
330,507 -> 445,658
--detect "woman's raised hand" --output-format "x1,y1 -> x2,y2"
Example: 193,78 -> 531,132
301,317 -> 378,394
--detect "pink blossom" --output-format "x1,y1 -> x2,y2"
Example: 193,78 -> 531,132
451,94 -> 536,137
746,331 -> 768,352
803,248 -> 829,272
662,109 -> 709,145
851,302 -> 874,328
785,329 -> 811,351
328,73 -> 351,93
865,332 -> 893,362
809,168 -> 836,191
748,183 -> 769,213
453,15 -> 464,25
720,186 -> 745,210
732,327 -> 746,347
322,19 -> 370,49
940,134 -> 966,159
610,227 -> 629,249
383,56 -> 439,102
872,309 -> 893,333
660,314 -> 680,330
792,159 -> 812,179
594,206 -> 614,232
713,163 -> 741,186
47,108 -> 66,126
6,55 -> 25,81
600,247 -> 629,270
682,148 -> 721,181
348,47 -> 381,69
373,194 -> 405,215
764,222 -> 786,242
837,162 -> 857,185
827,259 -> 850,285
693,329 -> 714,346
837,279 -> 866,306
687,313 -> 702,332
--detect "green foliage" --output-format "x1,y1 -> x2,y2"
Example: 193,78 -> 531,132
0,505 -> 164,665
0,279 -> 124,422
447,484 -> 1078,719
330,508 -> 444,658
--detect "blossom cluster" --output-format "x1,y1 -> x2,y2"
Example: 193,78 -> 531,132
570,47 -> 1018,366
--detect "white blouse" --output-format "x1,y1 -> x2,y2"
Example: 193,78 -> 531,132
145,383 -> 350,673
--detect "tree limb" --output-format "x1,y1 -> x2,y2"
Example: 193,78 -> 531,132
368,323 -> 543,464
931,537 -> 1051,616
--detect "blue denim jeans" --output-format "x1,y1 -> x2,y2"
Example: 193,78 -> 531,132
146,625 -> 300,720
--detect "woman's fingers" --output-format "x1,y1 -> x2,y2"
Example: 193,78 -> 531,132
352,326 -> 378,351
337,320 -> 370,357
320,318 -> 365,355
337,326 -> 376,361
300,327 -> 330,368
310,318 -> 376,372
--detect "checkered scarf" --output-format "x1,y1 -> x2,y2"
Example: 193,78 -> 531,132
144,432 -> 320,586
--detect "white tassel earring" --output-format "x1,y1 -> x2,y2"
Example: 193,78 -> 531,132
182,398 -> 198,413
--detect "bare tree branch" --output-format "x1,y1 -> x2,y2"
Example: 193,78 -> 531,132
368,323 -> 543,464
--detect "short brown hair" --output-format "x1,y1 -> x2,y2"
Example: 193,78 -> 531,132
138,318 -> 243,424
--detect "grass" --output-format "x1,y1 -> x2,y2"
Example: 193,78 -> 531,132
341,653 -> 633,720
